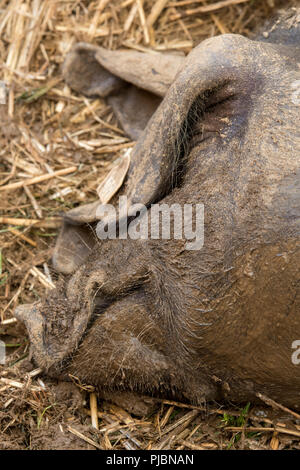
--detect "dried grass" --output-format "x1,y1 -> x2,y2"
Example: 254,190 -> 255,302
0,0 -> 299,450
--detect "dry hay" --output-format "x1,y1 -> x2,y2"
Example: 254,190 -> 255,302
0,0 -> 300,450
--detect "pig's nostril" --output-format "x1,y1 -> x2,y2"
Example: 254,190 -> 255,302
14,304 -> 34,322
14,303 -> 45,336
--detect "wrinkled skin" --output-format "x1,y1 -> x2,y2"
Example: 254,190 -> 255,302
16,9 -> 300,408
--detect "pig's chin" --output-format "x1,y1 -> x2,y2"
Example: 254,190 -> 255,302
14,298 -> 96,374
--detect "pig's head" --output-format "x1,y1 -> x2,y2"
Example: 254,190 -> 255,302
15,9 -> 300,406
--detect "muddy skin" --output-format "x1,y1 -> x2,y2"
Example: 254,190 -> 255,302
15,9 -> 300,409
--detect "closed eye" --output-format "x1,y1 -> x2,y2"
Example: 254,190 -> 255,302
169,85 -> 238,191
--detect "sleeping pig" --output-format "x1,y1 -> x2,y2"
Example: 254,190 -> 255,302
15,8 -> 300,408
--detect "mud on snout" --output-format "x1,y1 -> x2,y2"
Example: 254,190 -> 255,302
14,271 -> 103,373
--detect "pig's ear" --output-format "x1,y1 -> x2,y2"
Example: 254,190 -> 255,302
63,43 -> 184,139
93,46 -> 184,97
107,89 -> 161,141
52,202 -> 100,274
52,220 -> 96,275
52,152 -> 132,274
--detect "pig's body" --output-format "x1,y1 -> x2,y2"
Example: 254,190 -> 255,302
16,9 -> 300,407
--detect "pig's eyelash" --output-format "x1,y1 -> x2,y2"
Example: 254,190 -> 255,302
170,87 -> 236,191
